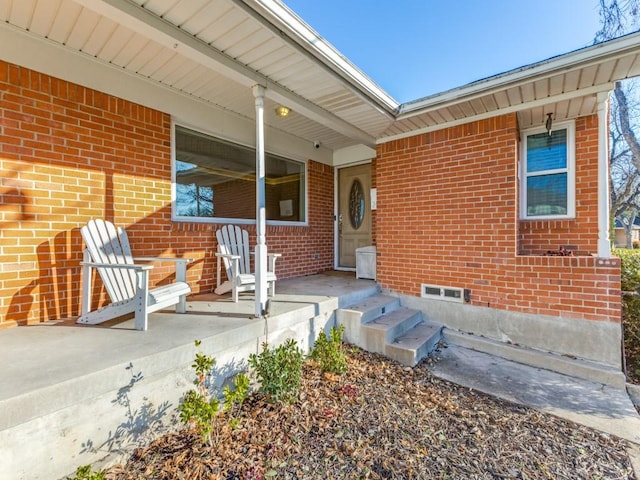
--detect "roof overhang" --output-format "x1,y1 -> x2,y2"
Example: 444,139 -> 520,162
380,31 -> 640,143
1,1 -> 640,156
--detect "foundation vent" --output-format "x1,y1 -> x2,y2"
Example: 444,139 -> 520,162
421,284 -> 469,303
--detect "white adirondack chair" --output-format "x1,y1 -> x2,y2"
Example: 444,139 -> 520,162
214,225 -> 280,302
78,219 -> 193,330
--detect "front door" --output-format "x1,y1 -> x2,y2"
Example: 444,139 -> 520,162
338,163 -> 372,268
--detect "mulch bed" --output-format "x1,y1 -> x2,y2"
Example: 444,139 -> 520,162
105,347 -> 635,480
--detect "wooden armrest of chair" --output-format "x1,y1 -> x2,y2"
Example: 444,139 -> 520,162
215,252 -> 242,293
215,252 -> 241,260
249,252 -> 281,257
80,261 -> 153,271
134,256 -> 194,263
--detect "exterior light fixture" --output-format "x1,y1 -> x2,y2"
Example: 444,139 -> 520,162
275,106 -> 291,118
545,113 -> 553,135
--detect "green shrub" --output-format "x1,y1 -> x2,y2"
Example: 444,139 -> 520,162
223,372 -> 250,429
623,295 -> 640,382
179,340 -> 249,444
66,465 -> 105,480
615,249 -> 640,383
178,341 -> 219,444
310,324 -> 348,374
248,339 -> 304,403
614,248 -> 640,292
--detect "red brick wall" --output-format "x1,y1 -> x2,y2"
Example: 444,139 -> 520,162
518,115 -> 600,255
0,61 -> 333,328
375,114 -> 620,323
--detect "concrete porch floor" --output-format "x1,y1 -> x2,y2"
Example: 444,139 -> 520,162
2,271 -> 640,479
0,272 -> 378,480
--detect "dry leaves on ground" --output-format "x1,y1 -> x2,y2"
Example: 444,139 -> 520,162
105,347 -> 634,480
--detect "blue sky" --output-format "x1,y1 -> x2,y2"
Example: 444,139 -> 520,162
283,1 -> 603,103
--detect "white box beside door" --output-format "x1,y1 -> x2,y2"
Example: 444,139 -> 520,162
355,246 -> 376,280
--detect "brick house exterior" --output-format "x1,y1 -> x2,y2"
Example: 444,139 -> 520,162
373,112 -> 621,367
5,5 -> 640,479
376,114 -> 619,322
1,2 -> 639,372
0,57 -> 623,368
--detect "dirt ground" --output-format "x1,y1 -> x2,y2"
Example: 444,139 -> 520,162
104,347 -> 635,480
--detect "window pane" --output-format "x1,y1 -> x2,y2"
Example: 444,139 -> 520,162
526,173 -> 567,216
175,126 -> 305,222
526,129 -> 567,172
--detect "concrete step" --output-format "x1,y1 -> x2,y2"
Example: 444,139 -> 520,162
336,283 -> 381,309
359,307 -> 423,354
337,294 -> 401,346
386,321 -> 443,367
443,328 -> 627,388
337,293 -> 443,368
341,294 -> 401,323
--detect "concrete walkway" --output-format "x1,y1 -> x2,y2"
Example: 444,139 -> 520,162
430,342 -> 640,473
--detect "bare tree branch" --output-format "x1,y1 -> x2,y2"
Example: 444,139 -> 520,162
596,1 -> 640,245
614,84 -> 640,164
594,0 -> 640,43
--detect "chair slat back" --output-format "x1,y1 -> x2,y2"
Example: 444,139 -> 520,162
216,225 -> 251,278
81,219 -> 137,303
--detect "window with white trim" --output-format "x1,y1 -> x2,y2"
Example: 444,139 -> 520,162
520,120 -> 575,219
173,125 -> 306,224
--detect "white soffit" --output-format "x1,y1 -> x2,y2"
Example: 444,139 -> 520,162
382,31 -> 640,141
239,0 -> 398,113
1,1 -> 640,149
0,0 -> 392,150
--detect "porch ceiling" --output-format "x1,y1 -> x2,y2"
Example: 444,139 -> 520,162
0,0 -> 395,150
2,0 -> 640,151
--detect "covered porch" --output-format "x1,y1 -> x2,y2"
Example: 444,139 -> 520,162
0,272 -> 378,480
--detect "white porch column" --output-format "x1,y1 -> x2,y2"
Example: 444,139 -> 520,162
252,84 -> 268,317
597,91 -> 611,258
